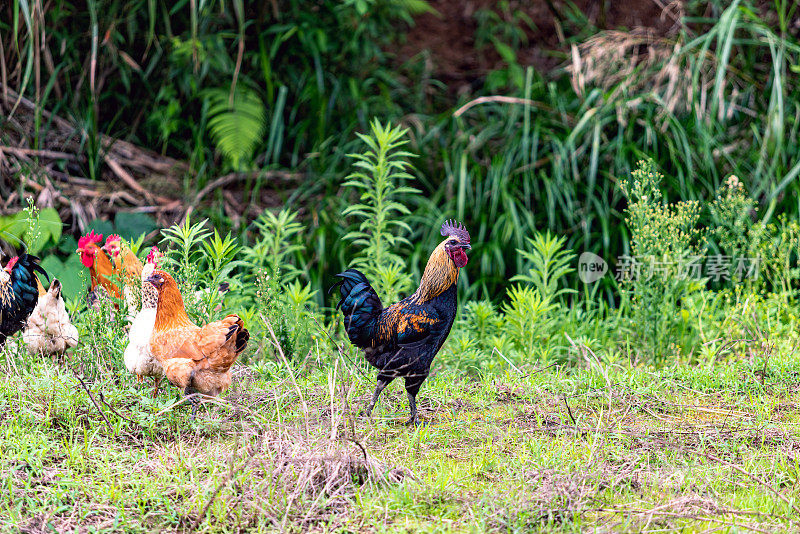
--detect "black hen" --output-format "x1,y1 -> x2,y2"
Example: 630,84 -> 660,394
331,220 -> 471,425
0,254 -> 48,347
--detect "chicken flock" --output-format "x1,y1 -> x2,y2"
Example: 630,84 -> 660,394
2,219 -> 470,425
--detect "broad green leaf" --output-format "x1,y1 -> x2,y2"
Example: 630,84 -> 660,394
86,219 -> 114,238
40,254 -> 85,301
114,212 -> 158,241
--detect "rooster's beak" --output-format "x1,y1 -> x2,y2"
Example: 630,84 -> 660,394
461,244 -> 471,250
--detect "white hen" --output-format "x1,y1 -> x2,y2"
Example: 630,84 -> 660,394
123,252 -> 164,395
23,279 -> 79,358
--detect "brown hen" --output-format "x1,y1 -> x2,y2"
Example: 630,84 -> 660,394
146,270 -> 249,415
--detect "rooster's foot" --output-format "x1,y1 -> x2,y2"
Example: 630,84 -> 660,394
404,416 -> 421,427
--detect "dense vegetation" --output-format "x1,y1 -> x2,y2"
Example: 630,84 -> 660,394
2,0 -> 799,301
2,0 -> 800,531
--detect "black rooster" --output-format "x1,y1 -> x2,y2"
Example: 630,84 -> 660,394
0,254 -> 48,347
331,220 -> 471,425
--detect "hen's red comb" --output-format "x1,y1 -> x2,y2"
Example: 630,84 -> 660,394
441,219 -> 470,244
105,234 -> 121,244
78,230 -> 104,250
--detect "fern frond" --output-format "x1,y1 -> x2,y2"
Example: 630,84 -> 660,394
205,87 -> 267,170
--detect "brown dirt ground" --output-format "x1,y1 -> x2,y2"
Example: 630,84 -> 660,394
396,0 -> 682,93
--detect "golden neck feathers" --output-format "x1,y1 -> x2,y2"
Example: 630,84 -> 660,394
411,241 -> 460,303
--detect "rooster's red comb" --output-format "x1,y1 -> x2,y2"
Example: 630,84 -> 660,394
146,246 -> 162,265
78,230 -> 104,250
105,234 -> 121,244
441,219 -> 470,244
4,256 -> 18,273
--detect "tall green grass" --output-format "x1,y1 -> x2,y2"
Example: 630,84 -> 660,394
402,1 -> 800,301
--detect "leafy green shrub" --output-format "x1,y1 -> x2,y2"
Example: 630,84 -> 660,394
706,177 -> 800,305
73,290 -> 130,378
499,285 -> 555,359
243,209 -> 304,284
160,217 -> 212,292
708,176 -> 757,262
443,231 -> 576,373
511,232 -> 576,304
754,216 -> 800,303
441,300 -> 503,375
159,217 -> 246,323
342,119 -> 420,303
618,160 -> 706,360
242,208 -> 319,362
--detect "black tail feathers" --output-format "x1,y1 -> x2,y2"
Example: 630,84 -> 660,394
330,268 -> 383,348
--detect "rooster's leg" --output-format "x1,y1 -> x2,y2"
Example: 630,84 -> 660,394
363,376 -> 392,417
404,377 -> 424,427
152,376 -> 162,398
404,392 -> 419,427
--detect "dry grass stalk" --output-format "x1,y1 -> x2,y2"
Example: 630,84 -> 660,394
569,30 -> 693,113
183,428 -> 414,531
565,28 -> 743,129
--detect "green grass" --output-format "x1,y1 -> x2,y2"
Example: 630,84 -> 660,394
3,340 -> 800,532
